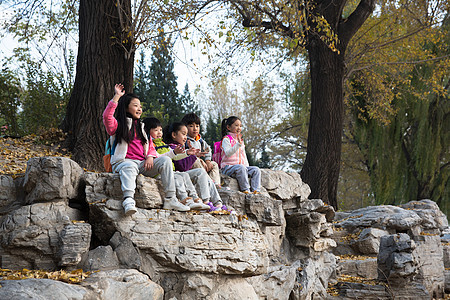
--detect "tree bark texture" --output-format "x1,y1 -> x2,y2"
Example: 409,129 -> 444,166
61,0 -> 134,170
300,0 -> 376,209
301,40 -> 345,209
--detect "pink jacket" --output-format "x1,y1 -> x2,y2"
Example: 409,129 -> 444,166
220,132 -> 249,168
103,100 -> 157,165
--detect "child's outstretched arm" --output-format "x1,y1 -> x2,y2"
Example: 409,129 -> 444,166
103,84 -> 125,135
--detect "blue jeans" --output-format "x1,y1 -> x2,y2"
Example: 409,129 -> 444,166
221,164 -> 261,192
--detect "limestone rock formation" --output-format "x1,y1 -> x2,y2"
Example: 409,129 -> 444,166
1,156 -> 448,299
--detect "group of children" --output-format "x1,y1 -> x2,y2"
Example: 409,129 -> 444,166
103,84 -> 261,215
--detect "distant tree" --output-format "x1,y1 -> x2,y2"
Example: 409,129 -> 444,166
180,83 -> 199,116
134,51 -> 164,120
241,77 -> 277,162
258,142 -> 271,169
0,64 -> 21,136
148,32 -> 181,125
203,115 -> 221,145
21,59 -> 71,134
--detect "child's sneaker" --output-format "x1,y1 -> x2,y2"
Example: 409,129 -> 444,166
163,198 -> 190,212
252,191 -> 260,195
242,190 -> 251,194
207,201 -> 221,212
183,197 -> 205,210
220,205 -> 236,214
194,198 -> 211,210
123,198 -> 137,216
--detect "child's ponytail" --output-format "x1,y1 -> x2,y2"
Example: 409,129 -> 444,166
221,118 -> 228,138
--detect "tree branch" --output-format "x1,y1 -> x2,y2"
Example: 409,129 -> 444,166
339,0 -> 376,47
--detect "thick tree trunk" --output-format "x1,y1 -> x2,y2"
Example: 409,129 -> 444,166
300,38 -> 345,210
61,0 -> 134,170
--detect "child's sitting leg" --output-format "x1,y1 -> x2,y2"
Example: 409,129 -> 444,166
141,156 -> 190,211
191,158 -> 222,188
113,160 -> 139,215
247,166 -> 261,194
221,164 -> 251,193
174,172 -> 209,210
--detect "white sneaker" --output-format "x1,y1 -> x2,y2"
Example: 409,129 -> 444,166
163,198 -> 190,212
123,198 -> 137,216
184,198 -> 204,210
188,198 -> 210,210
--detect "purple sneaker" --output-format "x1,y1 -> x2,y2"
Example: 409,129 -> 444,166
207,202 -> 220,212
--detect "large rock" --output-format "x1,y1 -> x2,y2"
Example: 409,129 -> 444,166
337,257 -> 378,279
334,205 -> 423,232
286,211 -> 335,251
0,202 -> 88,269
246,264 -> 297,300
80,269 -> 164,300
58,223 -> 92,267
82,245 -> 120,271
412,234 -> 445,299
260,169 -> 310,209
399,199 -> 449,231
290,252 -> 336,299
88,201 -> 269,276
352,228 -> 389,254
23,157 -> 84,203
377,233 -> 417,284
0,269 -> 164,300
0,278 -> 87,299
159,273 -> 258,300
0,175 -> 17,216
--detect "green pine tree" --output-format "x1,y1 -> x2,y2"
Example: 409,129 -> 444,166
148,31 -> 181,125
180,83 -> 199,116
134,51 -> 164,120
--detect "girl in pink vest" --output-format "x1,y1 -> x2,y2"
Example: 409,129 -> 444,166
220,116 -> 261,194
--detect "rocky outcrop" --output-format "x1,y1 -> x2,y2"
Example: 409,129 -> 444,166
1,156 -> 448,299
0,269 -> 164,300
331,200 -> 448,298
1,156 -> 336,300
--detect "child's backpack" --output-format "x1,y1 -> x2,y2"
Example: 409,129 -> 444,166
212,135 -> 233,165
103,137 -> 118,172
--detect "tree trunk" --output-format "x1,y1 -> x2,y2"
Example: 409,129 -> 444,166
61,0 -> 134,170
301,38 -> 345,210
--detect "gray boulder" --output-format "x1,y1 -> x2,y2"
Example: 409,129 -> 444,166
23,157 -> 84,203
0,202 -> 88,269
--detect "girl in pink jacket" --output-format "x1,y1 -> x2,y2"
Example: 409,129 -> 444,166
220,116 -> 261,194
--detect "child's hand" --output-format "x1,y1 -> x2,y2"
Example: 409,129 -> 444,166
174,144 -> 185,154
205,160 -> 213,172
197,150 -> 209,157
186,148 -> 200,156
113,83 -> 125,103
237,133 -> 243,144
114,83 -> 125,97
144,156 -> 154,170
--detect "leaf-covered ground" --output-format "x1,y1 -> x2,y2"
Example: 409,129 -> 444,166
0,129 -> 71,178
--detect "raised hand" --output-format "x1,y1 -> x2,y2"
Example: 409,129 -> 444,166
114,83 -> 125,97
